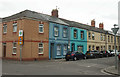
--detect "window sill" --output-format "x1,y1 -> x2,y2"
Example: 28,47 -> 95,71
39,32 -> 44,34
12,54 -> 16,56
38,54 -> 44,56
13,32 -> 17,33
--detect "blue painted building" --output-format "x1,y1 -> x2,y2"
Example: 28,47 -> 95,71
70,27 -> 87,54
49,22 -> 69,59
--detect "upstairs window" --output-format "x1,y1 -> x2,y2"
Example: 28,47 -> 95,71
39,24 -> 44,33
111,36 -> 113,42
92,32 -> 95,40
101,34 -> 102,41
108,35 -> 110,42
74,30 -> 77,39
13,42 -> 17,54
63,28 -> 67,38
88,32 -> 91,40
13,23 -> 17,32
3,24 -> 7,33
54,26 -> 59,36
38,43 -> 43,54
81,31 -> 84,40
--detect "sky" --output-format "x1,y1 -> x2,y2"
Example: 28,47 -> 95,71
0,0 -> 120,32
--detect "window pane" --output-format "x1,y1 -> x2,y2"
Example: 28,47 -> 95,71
39,43 -> 43,47
54,27 -> 58,36
13,43 -> 16,47
39,48 -> 43,54
74,30 -> 77,38
63,45 -> 67,55
78,46 -> 83,52
13,23 -> 17,32
13,48 -> 16,53
57,45 -> 61,55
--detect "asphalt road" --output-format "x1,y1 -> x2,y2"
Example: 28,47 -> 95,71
2,57 -> 115,75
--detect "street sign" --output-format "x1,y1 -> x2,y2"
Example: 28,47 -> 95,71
19,30 -> 23,36
111,27 -> 119,34
18,36 -> 23,45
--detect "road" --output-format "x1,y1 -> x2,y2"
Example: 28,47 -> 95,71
2,57 -> 115,75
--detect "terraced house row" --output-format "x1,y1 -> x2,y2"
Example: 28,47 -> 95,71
1,9 -> 120,60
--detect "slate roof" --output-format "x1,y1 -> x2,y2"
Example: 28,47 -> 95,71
2,9 -> 112,34
2,10 -> 69,25
60,18 -> 108,33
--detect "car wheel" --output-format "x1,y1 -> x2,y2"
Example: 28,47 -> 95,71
84,56 -> 87,60
106,54 -> 108,57
73,56 -> 77,61
66,59 -> 69,61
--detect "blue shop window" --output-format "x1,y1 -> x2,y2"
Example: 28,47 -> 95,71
54,26 -> 59,37
81,31 -> 84,40
57,44 -> 61,56
74,29 -> 78,39
63,28 -> 67,38
63,44 -> 67,55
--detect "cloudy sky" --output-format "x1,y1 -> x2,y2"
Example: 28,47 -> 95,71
0,0 -> 120,32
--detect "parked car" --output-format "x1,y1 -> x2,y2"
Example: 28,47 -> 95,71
85,51 -> 98,58
118,54 -> 120,60
111,50 -> 119,56
65,51 -> 86,61
93,50 -> 103,58
100,50 -> 112,57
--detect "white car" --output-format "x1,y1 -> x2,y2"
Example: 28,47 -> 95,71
111,50 -> 119,55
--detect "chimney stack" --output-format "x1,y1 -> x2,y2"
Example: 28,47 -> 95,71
51,9 -> 58,17
99,23 -> 104,29
91,19 -> 95,27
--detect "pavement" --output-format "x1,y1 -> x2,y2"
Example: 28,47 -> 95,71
103,60 -> 120,76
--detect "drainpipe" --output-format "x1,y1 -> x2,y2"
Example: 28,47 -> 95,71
68,27 -> 71,51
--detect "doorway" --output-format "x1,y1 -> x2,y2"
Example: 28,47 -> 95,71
96,46 -> 99,51
3,43 -> 6,57
71,43 -> 75,52
50,43 -> 54,59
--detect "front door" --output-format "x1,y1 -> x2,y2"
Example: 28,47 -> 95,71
3,43 -> 6,57
50,43 -> 54,59
71,43 -> 75,52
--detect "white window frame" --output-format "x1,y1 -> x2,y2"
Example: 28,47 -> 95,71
38,43 -> 44,54
39,24 -> 44,33
74,30 -> 77,39
63,28 -> 67,37
54,27 -> 59,36
3,24 -> 7,33
13,42 -> 17,54
57,44 -> 61,55
13,23 -> 17,32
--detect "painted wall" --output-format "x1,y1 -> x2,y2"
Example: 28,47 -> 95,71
49,22 -> 69,59
70,27 -> 87,54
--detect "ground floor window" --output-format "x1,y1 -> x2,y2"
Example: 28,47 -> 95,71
89,45 -> 91,51
92,45 -> 95,50
57,44 -> 61,55
13,42 -> 17,54
63,44 -> 67,55
109,45 -> 111,50
38,43 -> 44,54
77,46 -> 83,52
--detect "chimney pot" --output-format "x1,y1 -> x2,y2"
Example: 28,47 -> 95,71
99,22 -> 104,29
91,19 -> 95,27
51,9 -> 58,17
